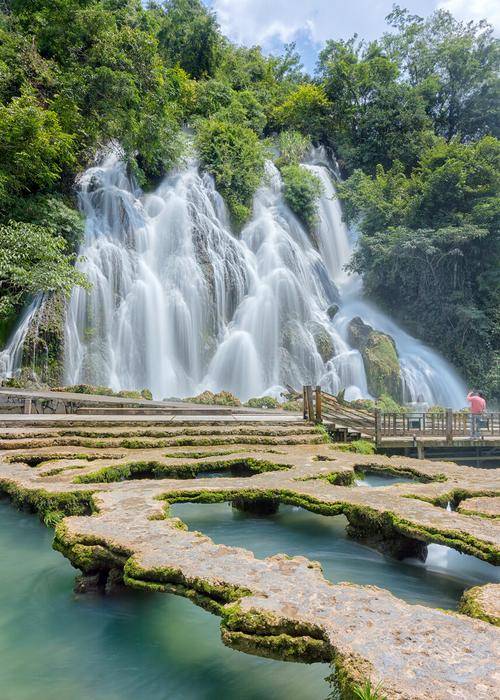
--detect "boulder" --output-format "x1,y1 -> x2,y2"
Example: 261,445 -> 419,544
310,322 -> 334,363
326,304 -> 339,321
347,316 -> 402,401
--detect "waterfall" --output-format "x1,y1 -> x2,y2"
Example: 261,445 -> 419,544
2,145 -> 467,406
0,296 -> 43,379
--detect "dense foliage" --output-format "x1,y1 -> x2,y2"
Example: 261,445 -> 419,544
0,0 -> 498,396
281,164 -> 324,231
340,136 -> 500,397
0,221 -> 86,318
196,118 -> 265,224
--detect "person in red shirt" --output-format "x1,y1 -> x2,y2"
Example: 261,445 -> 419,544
467,390 -> 486,437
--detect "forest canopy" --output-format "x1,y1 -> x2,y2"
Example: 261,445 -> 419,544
0,0 -> 498,397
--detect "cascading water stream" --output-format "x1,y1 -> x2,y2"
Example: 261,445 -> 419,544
0,295 -> 43,379
2,145 -> 467,406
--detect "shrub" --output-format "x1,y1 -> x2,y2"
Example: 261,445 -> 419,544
276,130 -> 311,167
282,399 -> 302,412
352,680 -> 387,700
333,439 -> 376,454
196,118 -> 265,225
116,390 -> 143,400
351,398 -> 376,412
281,164 -> 324,230
376,393 -> 407,413
245,396 -> 279,409
184,390 -> 241,406
55,384 -> 114,396
427,405 -> 446,414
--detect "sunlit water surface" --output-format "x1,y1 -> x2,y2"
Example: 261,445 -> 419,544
0,501 -> 331,700
172,503 -> 498,610
2,497 -> 497,700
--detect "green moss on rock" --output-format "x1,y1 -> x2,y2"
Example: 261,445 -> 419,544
459,585 -> 500,626
348,317 -> 402,402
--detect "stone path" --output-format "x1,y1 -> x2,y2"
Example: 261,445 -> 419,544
0,418 -> 499,699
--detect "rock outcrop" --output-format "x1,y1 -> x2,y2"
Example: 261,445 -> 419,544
347,316 -> 402,401
22,292 -> 66,386
309,322 -> 334,363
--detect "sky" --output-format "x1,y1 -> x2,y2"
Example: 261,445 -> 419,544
203,0 -> 500,71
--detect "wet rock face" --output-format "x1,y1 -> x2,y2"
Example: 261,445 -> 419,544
347,316 -> 402,401
22,293 -> 66,386
309,322 -> 334,363
326,304 -> 339,321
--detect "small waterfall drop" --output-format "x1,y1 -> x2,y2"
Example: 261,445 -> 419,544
2,145 -> 467,405
0,296 -> 43,379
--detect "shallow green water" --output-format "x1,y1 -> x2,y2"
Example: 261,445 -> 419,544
354,470 -> 417,487
171,503 -> 498,610
2,498 -> 497,700
0,501 -> 332,700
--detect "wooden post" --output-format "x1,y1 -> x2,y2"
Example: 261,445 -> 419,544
305,385 -> 315,423
374,409 -> 381,447
315,385 -> 322,423
23,398 -> 32,415
302,386 -> 307,420
445,408 -> 453,445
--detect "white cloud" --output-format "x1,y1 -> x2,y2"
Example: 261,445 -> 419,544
438,0 -> 500,31
211,0 -> 499,52
212,0 -> 327,46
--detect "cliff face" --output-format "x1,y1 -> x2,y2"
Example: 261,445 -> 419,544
347,316 -> 402,401
21,292 -> 66,386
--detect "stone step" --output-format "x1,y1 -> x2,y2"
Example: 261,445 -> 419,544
0,416 -> 305,429
75,407 -> 233,416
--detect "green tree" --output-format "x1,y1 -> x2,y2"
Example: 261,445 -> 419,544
317,38 -> 429,172
272,84 -> 331,141
155,0 -> 223,79
383,6 -> 500,140
0,91 -> 75,210
340,136 -> 500,396
0,221 -> 86,319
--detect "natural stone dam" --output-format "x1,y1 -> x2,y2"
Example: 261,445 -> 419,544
0,416 -> 499,699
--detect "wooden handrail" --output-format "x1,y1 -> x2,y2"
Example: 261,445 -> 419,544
305,387 -> 500,444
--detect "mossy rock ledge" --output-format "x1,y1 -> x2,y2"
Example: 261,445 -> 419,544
0,417 -> 499,698
459,583 -> 500,626
347,316 -> 402,401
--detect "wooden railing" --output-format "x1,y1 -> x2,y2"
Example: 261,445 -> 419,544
302,386 -> 500,446
377,411 -> 500,443
303,386 -> 375,436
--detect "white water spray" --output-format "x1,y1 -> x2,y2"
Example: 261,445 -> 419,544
2,146 -> 467,405
0,296 -> 43,379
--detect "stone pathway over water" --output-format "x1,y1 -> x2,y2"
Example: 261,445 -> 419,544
0,417 -> 499,699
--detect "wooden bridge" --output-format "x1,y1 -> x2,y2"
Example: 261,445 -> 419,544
302,385 -> 500,463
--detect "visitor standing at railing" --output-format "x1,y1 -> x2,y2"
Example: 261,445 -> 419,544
467,390 -> 486,438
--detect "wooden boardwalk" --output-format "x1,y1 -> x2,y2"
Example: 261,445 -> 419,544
303,385 -> 500,462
